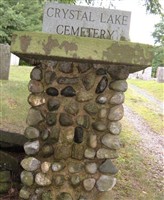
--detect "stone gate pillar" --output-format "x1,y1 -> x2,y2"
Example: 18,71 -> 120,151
11,32 -> 153,200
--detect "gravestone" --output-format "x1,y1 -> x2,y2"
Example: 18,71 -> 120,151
0,44 -> 11,80
11,3 -> 153,200
10,53 -> 20,66
156,67 -> 164,83
129,67 -> 152,80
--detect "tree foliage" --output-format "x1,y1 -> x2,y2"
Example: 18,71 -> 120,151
152,15 -> 164,75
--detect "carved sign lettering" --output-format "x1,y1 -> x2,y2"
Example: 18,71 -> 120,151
42,3 -> 131,40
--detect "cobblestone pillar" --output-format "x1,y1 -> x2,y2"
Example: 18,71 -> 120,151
19,60 -> 129,200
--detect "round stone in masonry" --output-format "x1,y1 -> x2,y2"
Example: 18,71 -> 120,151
109,92 -> 125,105
47,98 -> 60,111
64,100 -> 79,115
84,148 -> 96,159
98,108 -> 108,119
85,162 -> 97,174
95,76 -> 108,94
77,63 -> 92,73
46,112 -> 57,126
19,187 -> 30,200
57,77 -> 79,84
24,140 -> 40,155
82,71 -> 96,90
28,80 -> 44,93
83,102 -> 99,115
109,80 -> 128,92
35,172 -> 51,186
59,62 -> 73,73
96,95 -> 107,104
99,159 -> 118,174
30,67 -> 43,81
108,105 -> 124,121
70,175 -> 81,187
21,171 -> 34,186
107,121 -> 122,135
74,126 -> 84,143
107,65 -> 129,80
56,192 -> 73,200
24,126 -> 40,139
83,178 -> 96,191
52,161 -> 65,172
102,134 -> 121,150
96,175 -> 117,191
96,68 -> 107,75
88,134 -> 97,148
53,175 -> 65,186
21,157 -> 41,171
26,108 -> 44,126
41,162 -> 51,173
78,196 -> 87,200
41,129 -> 50,141
68,161 -> 84,173
76,115 -> 90,129
46,87 -> 59,96
63,127 -> 74,143
61,86 -> 76,97
92,121 -> 107,132
46,126 -> 60,143
96,148 -> 119,159
76,90 -> 94,102
41,144 -> 54,157
41,191 -> 53,200
44,71 -> 56,84
59,113 -> 74,126
28,93 -> 46,107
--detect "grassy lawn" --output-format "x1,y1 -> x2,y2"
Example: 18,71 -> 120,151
125,87 -> 164,135
114,118 -> 163,200
0,66 -> 32,133
128,79 -> 164,102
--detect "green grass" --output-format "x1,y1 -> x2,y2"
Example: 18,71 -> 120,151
128,79 -> 164,101
125,88 -> 163,135
0,66 -> 32,130
113,118 -> 163,200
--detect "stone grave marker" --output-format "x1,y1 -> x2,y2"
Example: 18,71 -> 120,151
43,2 -> 131,40
0,44 -> 11,80
156,67 -> 164,83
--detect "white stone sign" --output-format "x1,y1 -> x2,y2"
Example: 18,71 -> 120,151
42,3 -> 131,41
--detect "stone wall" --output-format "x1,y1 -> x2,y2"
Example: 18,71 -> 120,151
0,44 -> 11,80
19,60 -> 129,200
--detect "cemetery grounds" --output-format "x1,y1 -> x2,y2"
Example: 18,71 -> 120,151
0,66 -> 163,200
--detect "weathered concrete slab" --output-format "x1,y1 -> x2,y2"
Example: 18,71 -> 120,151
43,2 -> 131,41
11,32 -> 153,72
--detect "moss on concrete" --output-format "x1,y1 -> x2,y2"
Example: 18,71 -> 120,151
11,31 -> 154,71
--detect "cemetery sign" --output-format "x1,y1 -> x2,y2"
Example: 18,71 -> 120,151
42,3 -> 131,40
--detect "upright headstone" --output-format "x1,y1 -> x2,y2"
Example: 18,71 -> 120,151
43,2 -> 131,40
0,44 -> 11,80
10,53 -> 20,66
156,67 -> 164,83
